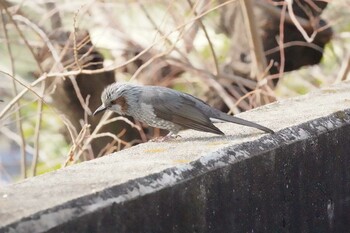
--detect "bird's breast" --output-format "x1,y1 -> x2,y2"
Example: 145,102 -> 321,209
130,103 -> 179,131
130,103 -> 155,122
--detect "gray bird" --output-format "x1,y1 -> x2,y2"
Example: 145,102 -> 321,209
93,83 -> 274,138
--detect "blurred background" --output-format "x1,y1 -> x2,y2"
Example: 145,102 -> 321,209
0,0 -> 349,184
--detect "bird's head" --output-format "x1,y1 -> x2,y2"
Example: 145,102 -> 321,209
93,83 -> 130,116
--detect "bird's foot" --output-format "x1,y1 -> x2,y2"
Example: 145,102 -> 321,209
150,134 -> 181,142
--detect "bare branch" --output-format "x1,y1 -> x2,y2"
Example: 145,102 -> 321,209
239,0 -> 268,80
1,10 -> 27,179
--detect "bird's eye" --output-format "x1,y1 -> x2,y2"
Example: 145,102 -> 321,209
110,100 -> 116,105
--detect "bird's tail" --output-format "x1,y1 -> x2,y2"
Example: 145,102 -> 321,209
214,113 -> 274,134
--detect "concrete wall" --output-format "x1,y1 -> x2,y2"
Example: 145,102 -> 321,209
1,82 -> 350,233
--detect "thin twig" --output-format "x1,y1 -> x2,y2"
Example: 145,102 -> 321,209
285,0 -> 317,43
335,52 -> 350,83
69,77 -> 92,115
0,72 -> 47,119
31,82 -> 45,176
63,124 -> 91,165
278,3 -> 287,78
0,5 -> 44,73
264,40 -> 323,55
203,75 -> 241,114
1,10 -> 28,179
61,114 -> 78,144
13,15 -> 62,67
73,7 -> 82,71
186,0 -> 220,76
63,110 -> 142,166
167,58 -> 257,89
239,0 -> 268,80
255,0 -> 314,30
138,1 -> 190,63
0,126 -> 36,153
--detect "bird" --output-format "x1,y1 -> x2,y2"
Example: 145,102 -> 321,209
93,83 -> 274,139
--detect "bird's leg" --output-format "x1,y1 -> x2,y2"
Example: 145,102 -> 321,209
149,132 -> 181,142
162,132 -> 182,141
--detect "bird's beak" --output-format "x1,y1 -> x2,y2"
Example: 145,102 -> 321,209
93,104 -> 107,116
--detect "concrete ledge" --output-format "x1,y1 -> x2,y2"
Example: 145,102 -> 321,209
1,82 -> 350,232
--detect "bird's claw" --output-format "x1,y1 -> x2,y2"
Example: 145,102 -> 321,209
150,134 -> 181,142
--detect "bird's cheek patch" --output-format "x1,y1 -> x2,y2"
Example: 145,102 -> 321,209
113,96 -> 128,112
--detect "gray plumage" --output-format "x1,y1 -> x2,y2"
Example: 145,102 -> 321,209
93,83 -> 274,136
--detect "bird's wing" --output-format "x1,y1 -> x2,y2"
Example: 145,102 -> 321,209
141,87 -> 224,135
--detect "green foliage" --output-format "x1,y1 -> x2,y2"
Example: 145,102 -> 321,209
36,161 -> 62,176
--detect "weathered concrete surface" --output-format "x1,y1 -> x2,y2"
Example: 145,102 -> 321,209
1,82 -> 350,233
